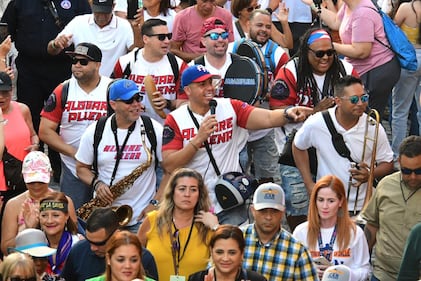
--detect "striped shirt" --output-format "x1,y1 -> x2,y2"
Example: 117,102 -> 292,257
242,224 -> 318,281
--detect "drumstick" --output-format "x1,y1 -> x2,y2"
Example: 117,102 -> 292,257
144,75 -> 167,119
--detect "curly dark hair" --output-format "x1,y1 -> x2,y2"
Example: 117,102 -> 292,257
294,27 -> 345,105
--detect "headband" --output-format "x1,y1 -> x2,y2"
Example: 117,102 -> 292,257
40,201 -> 68,212
307,30 -> 331,45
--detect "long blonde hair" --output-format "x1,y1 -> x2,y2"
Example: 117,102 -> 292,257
307,175 -> 356,251
0,253 -> 36,281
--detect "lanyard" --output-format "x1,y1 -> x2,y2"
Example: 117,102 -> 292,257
171,220 -> 194,275
318,225 -> 337,262
109,116 -> 136,186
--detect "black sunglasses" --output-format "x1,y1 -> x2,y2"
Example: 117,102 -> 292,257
116,94 -> 143,104
309,48 -> 336,58
401,167 -> 421,175
10,277 -> 37,281
71,57 -> 90,66
246,4 -> 261,12
146,33 -> 172,41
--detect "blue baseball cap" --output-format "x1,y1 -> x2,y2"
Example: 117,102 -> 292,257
181,65 -> 220,88
109,79 -> 140,101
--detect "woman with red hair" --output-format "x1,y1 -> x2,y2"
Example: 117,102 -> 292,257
293,175 -> 370,281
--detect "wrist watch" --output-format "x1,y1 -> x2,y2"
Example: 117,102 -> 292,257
149,199 -> 160,207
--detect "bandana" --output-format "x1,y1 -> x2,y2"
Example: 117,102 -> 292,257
40,201 -> 68,212
307,29 -> 331,45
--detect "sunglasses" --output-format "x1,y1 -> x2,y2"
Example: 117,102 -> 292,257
71,57 -> 90,66
146,33 -> 172,41
10,277 -> 37,281
401,167 -> 421,175
309,48 -> 336,58
206,31 -> 229,40
246,4 -> 261,12
116,94 -> 143,104
340,93 -> 369,104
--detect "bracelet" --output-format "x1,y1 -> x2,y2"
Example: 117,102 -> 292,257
93,180 -> 103,192
283,106 -> 294,122
189,140 -> 199,151
90,176 -> 97,188
51,40 -> 57,50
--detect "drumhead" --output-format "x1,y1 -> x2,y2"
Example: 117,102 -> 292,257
234,39 -> 269,96
223,56 -> 263,104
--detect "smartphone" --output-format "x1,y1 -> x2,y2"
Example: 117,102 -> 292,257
313,256 -> 332,266
0,23 -> 9,43
127,0 -> 142,19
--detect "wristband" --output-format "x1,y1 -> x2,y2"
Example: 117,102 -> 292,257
283,106 -> 294,122
93,180 -> 103,192
51,40 -> 57,50
150,199 -> 160,207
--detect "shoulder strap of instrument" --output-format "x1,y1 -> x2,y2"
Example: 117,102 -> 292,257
194,55 -> 206,66
322,111 -> 356,163
264,40 -> 276,74
120,48 -> 141,79
235,20 -> 246,38
140,115 -> 158,170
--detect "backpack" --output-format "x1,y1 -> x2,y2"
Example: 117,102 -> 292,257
368,2 -> 418,71
92,115 -> 158,179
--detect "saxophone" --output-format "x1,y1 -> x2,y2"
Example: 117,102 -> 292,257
77,124 -> 153,221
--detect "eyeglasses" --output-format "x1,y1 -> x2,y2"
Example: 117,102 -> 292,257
246,4 -> 261,12
71,57 -> 90,66
10,277 -> 37,281
401,167 -> 421,175
206,32 -> 229,40
309,48 -> 336,58
340,93 -> 369,104
115,94 -> 143,104
145,33 -> 172,41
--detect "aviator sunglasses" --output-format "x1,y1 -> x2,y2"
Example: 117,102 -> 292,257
309,48 -> 336,58
116,94 -> 143,104
146,33 -> 172,41
340,93 -> 369,104
401,167 -> 421,175
71,57 -> 90,66
10,277 -> 37,281
206,31 -> 229,40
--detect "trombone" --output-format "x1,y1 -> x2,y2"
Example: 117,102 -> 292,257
352,109 -> 380,215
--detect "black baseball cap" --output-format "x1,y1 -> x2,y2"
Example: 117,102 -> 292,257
66,42 -> 102,62
0,72 -> 12,91
92,0 -> 113,13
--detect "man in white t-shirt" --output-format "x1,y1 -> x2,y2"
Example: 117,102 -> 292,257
40,42 -> 111,209
113,19 -> 186,124
293,75 -> 393,214
75,79 -> 164,232
47,0 -> 134,76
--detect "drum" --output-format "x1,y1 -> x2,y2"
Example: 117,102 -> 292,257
233,39 -> 269,98
223,56 -> 263,105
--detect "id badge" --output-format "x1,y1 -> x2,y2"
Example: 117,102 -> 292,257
170,275 -> 186,281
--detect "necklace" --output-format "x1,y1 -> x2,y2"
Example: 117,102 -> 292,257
400,179 -> 421,204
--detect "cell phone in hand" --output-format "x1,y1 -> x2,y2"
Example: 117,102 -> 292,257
313,256 -> 332,266
0,23 -> 9,43
127,0 -> 143,19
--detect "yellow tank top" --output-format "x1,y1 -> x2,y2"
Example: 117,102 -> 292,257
146,211 -> 211,281
401,23 -> 419,44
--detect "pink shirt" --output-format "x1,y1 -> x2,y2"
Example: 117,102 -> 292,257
338,0 -> 394,75
172,6 -> 234,54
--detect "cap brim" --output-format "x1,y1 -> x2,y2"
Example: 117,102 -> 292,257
65,51 -> 95,61
112,89 -> 140,101
22,173 -> 50,184
92,5 -> 113,13
0,85 -> 12,91
16,246 -> 57,258
253,203 -> 285,211
192,74 -> 221,83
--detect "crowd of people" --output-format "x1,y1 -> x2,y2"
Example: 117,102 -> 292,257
0,0 -> 420,280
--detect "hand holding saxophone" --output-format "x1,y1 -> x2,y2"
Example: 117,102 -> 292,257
95,181 -> 114,205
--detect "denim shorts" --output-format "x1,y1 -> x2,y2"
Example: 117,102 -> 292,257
279,164 -> 309,216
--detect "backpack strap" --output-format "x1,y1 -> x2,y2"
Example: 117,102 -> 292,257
121,48 -> 141,79
167,52 -> 179,82
92,116 -> 108,178
61,79 -> 70,109
193,55 -> 206,66
235,20 -> 246,38
140,115 -> 158,170
264,40 -> 276,74
322,111 -> 356,163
